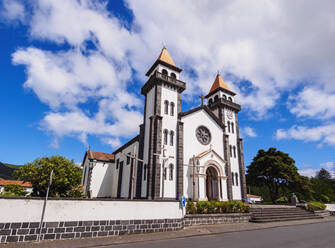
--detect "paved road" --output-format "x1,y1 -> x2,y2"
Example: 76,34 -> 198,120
101,221 -> 335,248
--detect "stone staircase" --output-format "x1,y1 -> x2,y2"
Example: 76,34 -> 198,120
250,206 -> 323,223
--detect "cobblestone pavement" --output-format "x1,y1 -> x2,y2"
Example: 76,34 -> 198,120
1,217 -> 334,248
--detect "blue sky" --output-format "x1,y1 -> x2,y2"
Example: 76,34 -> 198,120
0,0 -> 334,177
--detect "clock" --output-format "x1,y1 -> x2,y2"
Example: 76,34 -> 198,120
226,110 -> 233,120
196,126 -> 211,145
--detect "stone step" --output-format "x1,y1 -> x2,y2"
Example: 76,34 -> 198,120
251,209 -> 307,213
252,213 -> 315,218
252,213 -> 317,220
250,215 -> 323,223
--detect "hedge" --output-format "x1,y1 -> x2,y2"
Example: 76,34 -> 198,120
186,200 -> 250,214
306,201 -> 326,211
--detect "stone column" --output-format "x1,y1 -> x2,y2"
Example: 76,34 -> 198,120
224,134 -> 233,200
238,138 -> 248,203
176,121 -> 184,200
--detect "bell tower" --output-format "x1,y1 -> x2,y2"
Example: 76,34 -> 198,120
205,73 -> 247,202
139,47 -> 186,199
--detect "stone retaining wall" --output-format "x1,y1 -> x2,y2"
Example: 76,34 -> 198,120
184,213 -> 251,227
0,218 -> 184,243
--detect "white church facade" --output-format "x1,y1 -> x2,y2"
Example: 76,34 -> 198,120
81,48 -> 247,202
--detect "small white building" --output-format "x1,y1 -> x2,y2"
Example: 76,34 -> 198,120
82,48 -> 248,202
0,178 -> 33,195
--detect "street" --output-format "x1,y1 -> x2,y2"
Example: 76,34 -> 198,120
103,221 -> 335,248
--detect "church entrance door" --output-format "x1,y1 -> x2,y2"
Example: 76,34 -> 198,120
206,166 -> 219,201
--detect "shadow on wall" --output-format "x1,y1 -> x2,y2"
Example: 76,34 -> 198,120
97,164 -> 114,197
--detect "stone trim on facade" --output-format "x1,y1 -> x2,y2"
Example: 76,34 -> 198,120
235,112 -> 247,203
177,121 -> 184,199
224,134 -> 233,200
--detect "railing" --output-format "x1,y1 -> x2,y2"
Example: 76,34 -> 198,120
155,71 -> 186,89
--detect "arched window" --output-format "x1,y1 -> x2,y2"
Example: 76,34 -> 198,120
228,97 -> 233,102
162,69 -> 168,75
227,121 -> 231,133
229,145 -> 232,157
231,122 -> 234,134
170,72 -> 176,79
164,100 -> 169,115
233,146 -> 236,158
223,95 -> 227,100
169,164 -> 174,180
170,102 -> 175,116
231,172 -> 235,186
164,129 -> 168,145
208,99 -> 213,105
214,95 -> 219,102
170,130 -> 174,146
143,164 -> 147,181
235,173 -> 239,186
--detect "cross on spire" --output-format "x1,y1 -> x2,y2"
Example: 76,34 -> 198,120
199,95 -> 205,106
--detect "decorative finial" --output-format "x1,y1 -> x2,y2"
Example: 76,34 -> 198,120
162,42 -> 166,49
217,70 -> 220,75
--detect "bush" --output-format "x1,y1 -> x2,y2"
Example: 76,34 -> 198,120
2,184 -> 26,196
186,201 -> 197,214
306,201 -> 326,211
275,196 -> 289,204
190,201 -> 249,214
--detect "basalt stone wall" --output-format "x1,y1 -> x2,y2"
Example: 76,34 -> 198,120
184,213 -> 251,227
0,218 -> 184,243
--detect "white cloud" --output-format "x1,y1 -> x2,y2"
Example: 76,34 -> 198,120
276,123 -> 335,146
299,168 -> 318,178
8,0 -> 335,148
1,0 -> 25,22
299,162 -> 335,178
289,87 -> 335,120
240,126 -> 257,138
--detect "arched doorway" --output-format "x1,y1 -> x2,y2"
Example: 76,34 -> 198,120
206,166 -> 219,200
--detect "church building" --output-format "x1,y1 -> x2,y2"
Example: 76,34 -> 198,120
81,48 -> 247,202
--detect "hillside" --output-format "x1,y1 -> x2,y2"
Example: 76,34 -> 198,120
0,162 -> 21,180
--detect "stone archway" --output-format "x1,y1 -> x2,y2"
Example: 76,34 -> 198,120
206,166 -> 219,201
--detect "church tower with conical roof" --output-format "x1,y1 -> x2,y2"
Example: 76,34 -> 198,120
204,73 -> 247,202
139,47 -> 186,199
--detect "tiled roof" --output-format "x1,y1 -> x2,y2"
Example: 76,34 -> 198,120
87,150 -> 115,162
209,73 -> 230,94
0,178 -> 32,187
247,194 -> 262,198
157,47 -> 176,67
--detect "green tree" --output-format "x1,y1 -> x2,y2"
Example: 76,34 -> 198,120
316,168 -> 332,180
13,156 -> 83,197
2,184 -> 26,196
311,168 -> 335,203
246,148 -> 311,203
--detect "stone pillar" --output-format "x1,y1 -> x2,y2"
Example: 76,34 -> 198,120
135,124 -> 145,198
176,121 -> 184,200
224,134 -> 233,200
238,138 -> 248,203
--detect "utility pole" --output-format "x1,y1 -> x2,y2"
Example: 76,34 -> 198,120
153,145 -> 174,200
122,145 -> 144,200
37,170 -> 53,242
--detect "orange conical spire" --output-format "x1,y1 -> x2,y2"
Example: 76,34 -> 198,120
156,47 -> 176,67
209,73 -> 230,94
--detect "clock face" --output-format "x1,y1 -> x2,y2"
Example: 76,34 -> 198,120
226,110 -> 233,120
196,126 -> 211,145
